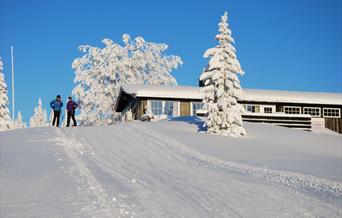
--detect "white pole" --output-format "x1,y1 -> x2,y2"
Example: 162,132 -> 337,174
11,46 -> 15,124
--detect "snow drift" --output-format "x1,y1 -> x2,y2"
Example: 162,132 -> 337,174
1,118 -> 341,217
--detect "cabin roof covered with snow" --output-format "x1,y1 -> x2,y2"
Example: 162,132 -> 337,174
120,84 -> 342,105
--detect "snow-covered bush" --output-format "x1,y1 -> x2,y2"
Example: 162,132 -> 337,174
0,57 -> 12,131
30,98 -> 49,127
14,111 -> 26,129
200,12 -> 246,137
72,34 -> 182,126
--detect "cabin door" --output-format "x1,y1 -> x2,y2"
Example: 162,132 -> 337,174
180,101 -> 190,116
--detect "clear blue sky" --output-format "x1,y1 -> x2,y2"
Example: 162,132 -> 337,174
1,0 -> 341,123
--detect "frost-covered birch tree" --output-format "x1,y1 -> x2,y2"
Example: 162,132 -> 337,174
200,12 -> 246,137
72,34 -> 182,125
0,57 -> 12,131
30,98 -> 49,127
14,111 -> 26,129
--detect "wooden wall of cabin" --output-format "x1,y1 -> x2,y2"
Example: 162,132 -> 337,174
180,101 -> 190,116
325,118 -> 342,134
276,105 -> 283,112
136,99 -> 147,120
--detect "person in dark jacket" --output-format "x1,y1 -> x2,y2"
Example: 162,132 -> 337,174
50,95 -> 63,127
66,96 -> 78,127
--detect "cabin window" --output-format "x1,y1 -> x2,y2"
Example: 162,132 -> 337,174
164,101 -> 175,116
303,107 -> 321,117
246,105 -> 260,113
192,102 -> 204,115
149,100 -> 179,116
151,100 -> 163,115
323,108 -> 340,118
284,106 -> 301,114
264,107 -> 273,113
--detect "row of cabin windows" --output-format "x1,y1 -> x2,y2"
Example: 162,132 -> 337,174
246,105 -> 340,118
245,105 -> 273,113
150,100 -> 204,116
150,100 -> 341,118
284,106 -> 341,118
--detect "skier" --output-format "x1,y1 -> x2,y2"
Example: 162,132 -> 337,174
50,95 -> 63,127
66,96 -> 78,127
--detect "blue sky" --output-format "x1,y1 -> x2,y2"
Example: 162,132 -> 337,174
1,0 -> 341,122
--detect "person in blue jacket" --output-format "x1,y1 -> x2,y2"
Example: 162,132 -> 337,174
50,95 -> 63,127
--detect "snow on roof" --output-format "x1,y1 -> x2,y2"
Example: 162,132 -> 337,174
122,84 -> 202,99
121,84 -> 342,105
244,88 -> 342,105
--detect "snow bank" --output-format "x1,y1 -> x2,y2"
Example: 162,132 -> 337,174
1,119 -> 341,217
140,119 -> 342,195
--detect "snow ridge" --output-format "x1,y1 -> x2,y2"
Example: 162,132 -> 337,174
131,123 -> 342,199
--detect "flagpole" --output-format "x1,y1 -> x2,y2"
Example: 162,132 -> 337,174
11,46 -> 15,124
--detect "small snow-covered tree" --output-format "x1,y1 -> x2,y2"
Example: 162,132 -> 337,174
200,12 -> 246,137
30,98 -> 49,127
14,111 -> 26,129
61,109 -> 68,127
48,109 -> 54,123
72,34 -> 182,125
0,57 -> 12,131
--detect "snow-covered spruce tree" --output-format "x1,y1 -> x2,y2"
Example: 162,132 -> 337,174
30,98 -> 49,127
0,57 -> 12,131
200,12 -> 246,137
14,111 -> 26,129
72,34 -> 182,125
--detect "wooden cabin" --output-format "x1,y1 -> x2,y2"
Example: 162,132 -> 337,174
115,85 -> 342,133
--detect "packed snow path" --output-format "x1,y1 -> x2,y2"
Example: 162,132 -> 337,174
1,121 -> 341,217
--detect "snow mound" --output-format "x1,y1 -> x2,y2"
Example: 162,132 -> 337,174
1,119 -> 341,217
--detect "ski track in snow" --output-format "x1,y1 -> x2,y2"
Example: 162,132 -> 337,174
48,123 -> 342,218
54,128 -> 135,218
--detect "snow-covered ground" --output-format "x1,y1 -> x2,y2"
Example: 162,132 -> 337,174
1,118 -> 341,217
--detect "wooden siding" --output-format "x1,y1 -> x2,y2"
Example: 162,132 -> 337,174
325,118 -> 342,134
243,114 -> 311,130
180,101 -> 190,116
135,99 -> 147,120
276,105 -> 283,112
